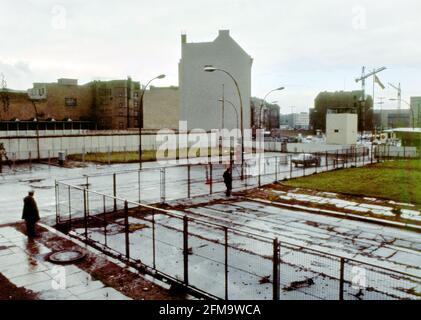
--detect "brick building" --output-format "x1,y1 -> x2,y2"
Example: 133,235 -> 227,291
0,78 -> 179,131
1,78 -> 94,122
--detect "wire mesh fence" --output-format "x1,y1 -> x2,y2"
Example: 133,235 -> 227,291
55,180 -> 421,300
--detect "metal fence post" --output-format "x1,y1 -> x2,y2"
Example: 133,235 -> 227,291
83,188 -> 88,240
55,180 -> 59,224
160,167 -> 166,203
124,201 -> 130,261
138,170 -> 141,203
183,215 -> 189,286
187,164 -> 191,198
113,173 -> 117,211
209,163 -> 213,195
273,238 -> 280,300
29,151 -> 32,170
289,155 -> 292,179
224,227 -> 229,300
68,185 -> 72,228
103,195 -> 107,247
275,157 -> 278,181
152,211 -> 156,269
258,155 -> 261,187
339,257 -> 345,300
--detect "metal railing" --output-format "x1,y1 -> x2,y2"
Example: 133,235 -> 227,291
54,147 -> 421,300
55,182 -> 421,300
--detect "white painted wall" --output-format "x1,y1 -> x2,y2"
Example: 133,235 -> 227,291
179,30 -> 252,131
0,132 -> 218,160
326,114 -> 358,145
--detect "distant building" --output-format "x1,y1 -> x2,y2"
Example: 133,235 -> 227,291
280,112 -> 309,130
383,128 -> 421,150
1,78 -> 94,122
179,30 -> 253,130
0,78 -> 179,130
143,86 -> 179,130
373,109 -> 411,130
250,97 -> 279,130
410,97 -> 421,128
92,78 -> 141,130
311,90 -> 373,132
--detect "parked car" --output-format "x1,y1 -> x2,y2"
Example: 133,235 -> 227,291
291,153 -> 321,167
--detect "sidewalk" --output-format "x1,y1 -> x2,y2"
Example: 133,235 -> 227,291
0,225 -> 132,300
0,223 -> 183,300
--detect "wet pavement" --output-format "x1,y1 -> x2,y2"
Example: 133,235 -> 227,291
70,196 -> 421,300
0,225 -> 130,300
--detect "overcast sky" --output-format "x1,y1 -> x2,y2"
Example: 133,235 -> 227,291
1,0 -> 420,113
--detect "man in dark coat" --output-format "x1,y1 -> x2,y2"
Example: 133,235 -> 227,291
22,190 -> 40,237
223,167 -> 233,197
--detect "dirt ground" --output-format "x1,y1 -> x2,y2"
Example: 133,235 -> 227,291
12,223 -> 188,300
0,273 -> 38,300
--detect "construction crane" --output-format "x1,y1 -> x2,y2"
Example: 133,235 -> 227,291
355,66 -> 387,131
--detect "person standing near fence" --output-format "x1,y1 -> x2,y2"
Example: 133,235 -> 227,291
223,167 -> 233,197
0,142 -> 10,173
22,189 -> 40,237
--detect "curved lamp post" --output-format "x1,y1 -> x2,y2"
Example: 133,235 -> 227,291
204,65 -> 245,179
259,87 -> 284,129
218,98 -> 239,129
138,74 -> 165,170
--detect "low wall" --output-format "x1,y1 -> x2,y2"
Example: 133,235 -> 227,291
375,145 -> 418,158
262,142 -> 355,153
0,131 -> 218,160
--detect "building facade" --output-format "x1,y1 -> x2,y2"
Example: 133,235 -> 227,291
373,109 -> 411,130
0,78 -> 180,131
179,30 -> 252,130
1,78 -> 94,122
311,90 -> 373,132
143,86 -> 179,130
280,112 -> 310,130
410,96 -> 421,128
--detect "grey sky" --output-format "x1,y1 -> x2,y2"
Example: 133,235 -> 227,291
1,0 -> 420,113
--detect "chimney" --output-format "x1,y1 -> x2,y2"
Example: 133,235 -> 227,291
218,30 -> 230,37
181,33 -> 187,44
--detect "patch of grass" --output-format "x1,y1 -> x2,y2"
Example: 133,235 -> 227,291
283,160 -> 421,206
68,147 -> 223,164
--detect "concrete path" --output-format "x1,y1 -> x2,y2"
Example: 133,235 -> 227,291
0,225 -> 130,300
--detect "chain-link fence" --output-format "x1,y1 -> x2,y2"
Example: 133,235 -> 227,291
55,178 -> 421,300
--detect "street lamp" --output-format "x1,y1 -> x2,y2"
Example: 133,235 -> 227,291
259,87 -> 285,129
204,65 -> 245,179
389,98 -> 415,129
138,74 -> 165,170
218,99 -> 239,129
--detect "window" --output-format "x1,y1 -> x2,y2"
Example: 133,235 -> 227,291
119,122 -> 125,129
334,129 -> 339,133
134,92 -> 139,98
65,98 -> 77,107
134,101 -> 138,107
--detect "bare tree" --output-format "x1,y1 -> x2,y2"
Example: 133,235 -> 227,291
0,73 -> 10,120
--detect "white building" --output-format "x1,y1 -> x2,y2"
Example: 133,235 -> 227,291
179,30 -> 253,130
410,96 -> 421,127
326,113 -> 357,145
